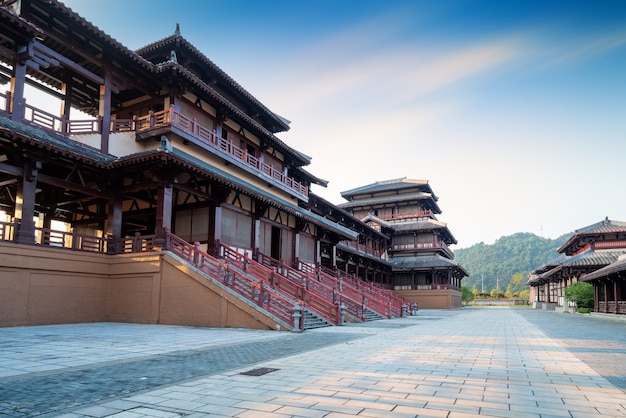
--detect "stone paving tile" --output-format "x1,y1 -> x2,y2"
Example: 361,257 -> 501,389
1,308 -> 626,417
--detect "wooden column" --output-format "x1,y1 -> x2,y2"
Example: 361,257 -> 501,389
10,42 -> 30,121
99,64 -> 112,154
60,78 -> 73,133
107,192 -> 123,244
155,184 -> 173,241
15,161 -> 38,244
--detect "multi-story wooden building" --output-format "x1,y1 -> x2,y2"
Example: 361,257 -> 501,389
338,178 -> 467,309
528,218 -> 626,313
0,0 -> 408,329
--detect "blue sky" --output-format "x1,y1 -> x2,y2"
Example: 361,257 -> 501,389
61,0 -> 626,248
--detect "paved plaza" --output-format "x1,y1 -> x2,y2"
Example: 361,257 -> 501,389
0,308 -> 625,418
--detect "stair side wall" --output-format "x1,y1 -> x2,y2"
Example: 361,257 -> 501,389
0,242 -> 285,330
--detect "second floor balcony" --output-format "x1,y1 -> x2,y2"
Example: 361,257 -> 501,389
0,92 -> 308,200
390,237 -> 453,258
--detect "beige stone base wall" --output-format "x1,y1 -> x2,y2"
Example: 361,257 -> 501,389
0,242 -> 285,330
394,288 -> 462,309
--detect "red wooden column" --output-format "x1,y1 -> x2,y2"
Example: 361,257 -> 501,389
15,161 -> 39,244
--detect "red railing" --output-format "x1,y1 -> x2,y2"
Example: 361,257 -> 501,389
0,220 -> 156,254
10,98 -> 308,198
319,264 -> 409,317
158,107 -> 308,198
165,233 -> 298,327
338,240 -> 383,257
218,242 -> 341,325
378,209 -> 432,221
257,249 -> 401,320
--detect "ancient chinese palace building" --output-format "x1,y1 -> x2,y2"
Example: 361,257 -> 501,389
0,0 -> 408,329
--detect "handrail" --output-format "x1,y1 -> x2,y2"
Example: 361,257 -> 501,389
261,250 -> 395,320
217,241 -> 341,325
165,233 -> 298,327
11,100 -> 308,197
378,209 -> 432,221
0,220 -> 157,255
162,107 -> 308,197
319,264 -> 409,317
338,240 -> 383,257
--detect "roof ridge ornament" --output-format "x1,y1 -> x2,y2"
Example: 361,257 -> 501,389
169,50 -> 177,63
175,23 -> 181,36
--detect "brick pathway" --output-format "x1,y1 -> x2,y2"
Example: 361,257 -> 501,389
0,308 -> 624,417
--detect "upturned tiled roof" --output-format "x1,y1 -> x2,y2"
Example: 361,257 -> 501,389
582,254 -> 626,282
341,178 -> 432,198
390,254 -> 468,276
561,249 -> 626,268
154,62 -> 309,166
558,218 -> 626,254
0,116 -> 113,165
136,31 -> 290,133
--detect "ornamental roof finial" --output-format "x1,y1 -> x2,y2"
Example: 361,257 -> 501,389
175,23 -> 181,36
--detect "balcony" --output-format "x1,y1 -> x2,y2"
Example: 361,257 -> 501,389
378,209 -> 432,221
338,240 -> 383,258
390,238 -> 453,258
1,93 -> 308,200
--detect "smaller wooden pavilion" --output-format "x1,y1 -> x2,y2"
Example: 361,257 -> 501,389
528,218 -> 626,312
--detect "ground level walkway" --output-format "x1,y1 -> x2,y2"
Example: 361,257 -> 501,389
0,308 -> 625,417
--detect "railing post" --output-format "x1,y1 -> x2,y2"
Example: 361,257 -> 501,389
258,282 -> 265,306
131,232 -> 140,252
4,91 -> 11,114
61,115 -> 68,135
340,302 -> 346,325
293,302 -> 303,332
193,241 -> 201,266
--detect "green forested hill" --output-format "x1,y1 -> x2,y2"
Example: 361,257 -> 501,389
453,232 -> 570,293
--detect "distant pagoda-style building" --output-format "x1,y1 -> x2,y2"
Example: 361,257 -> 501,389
339,178 -> 467,309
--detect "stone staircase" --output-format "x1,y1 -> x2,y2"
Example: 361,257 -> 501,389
365,308 -> 386,322
302,309 -> 334,329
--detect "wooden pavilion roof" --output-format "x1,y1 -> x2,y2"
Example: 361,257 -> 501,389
360,213 -> 457,245
558,218 -> 626,255
340,178 -> 435,200
582,254 -> 626,282
390,254 -> 468,277
136,27 -> 291,134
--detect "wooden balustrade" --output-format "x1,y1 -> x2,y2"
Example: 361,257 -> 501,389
9,99 -> 308,198
378,209 -> 432,221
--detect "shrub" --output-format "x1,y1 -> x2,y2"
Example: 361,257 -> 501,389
564,282 -> 594,308
577,307 -> 593,314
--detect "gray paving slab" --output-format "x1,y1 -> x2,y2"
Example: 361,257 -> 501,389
0,308 -> 624,417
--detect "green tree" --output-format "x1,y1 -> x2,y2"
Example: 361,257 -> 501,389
510,273 -> 526,293
471,284 -> 479,297
490,288 -> 502,299
564,282 -> 594,308
505,284 -> 513,299
462,286 -> 475,304
519,289 -> 530,302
